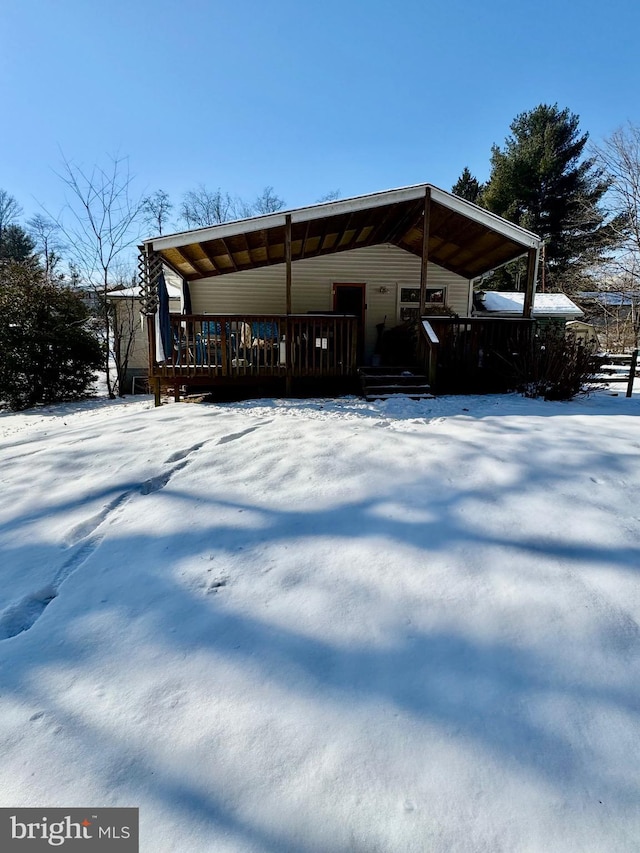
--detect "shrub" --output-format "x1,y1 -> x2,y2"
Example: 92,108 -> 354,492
503,322 -> 600,400
0,261 -> 104,410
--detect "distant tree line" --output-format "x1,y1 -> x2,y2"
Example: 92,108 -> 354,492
141,185 -> 340,235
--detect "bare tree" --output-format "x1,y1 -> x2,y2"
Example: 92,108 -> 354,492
53,154 -> 143,398
110,266 -> 141,394
229,196 -> 254,220
180,185 -> 235,227
316,189 -> 340,203
580,267 -> 640,351
593,123 -> 640,289
180,184 -> 287,226
27,214 -> 65,281
142,189 -> 173,236
253,186 -> 285,214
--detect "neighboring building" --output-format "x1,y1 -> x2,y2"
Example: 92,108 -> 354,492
108,278 -> 181,392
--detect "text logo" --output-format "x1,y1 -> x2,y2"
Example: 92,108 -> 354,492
0,808 -> 138,851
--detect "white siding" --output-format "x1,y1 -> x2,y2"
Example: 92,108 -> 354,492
189,244 -> 470,360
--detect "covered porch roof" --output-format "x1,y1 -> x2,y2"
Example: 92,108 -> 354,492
142,184 -> 541,283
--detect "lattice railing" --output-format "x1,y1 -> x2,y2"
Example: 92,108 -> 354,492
137,247 -> 163,315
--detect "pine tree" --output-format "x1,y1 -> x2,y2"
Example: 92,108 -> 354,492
0,223 -> 35,263
451,168 -> 484,203
483,104 -> 621,291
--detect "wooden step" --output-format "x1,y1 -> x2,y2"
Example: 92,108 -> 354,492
365,395 -> 434,402
358,366 -> 419,375
359,365 -> 434,401
363,383 -> 431,393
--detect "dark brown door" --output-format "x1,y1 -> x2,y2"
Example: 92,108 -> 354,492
333,283 -> 366,359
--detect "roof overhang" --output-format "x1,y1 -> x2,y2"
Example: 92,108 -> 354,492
143,183 -> 540,282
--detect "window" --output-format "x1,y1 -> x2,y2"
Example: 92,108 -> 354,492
397,286 -> 446,321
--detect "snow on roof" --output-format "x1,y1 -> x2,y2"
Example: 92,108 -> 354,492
108,270 -> 183,300
479,291 -> 583,317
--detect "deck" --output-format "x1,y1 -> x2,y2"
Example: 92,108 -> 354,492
148,313 -> 359,401
416,316 -> 536,393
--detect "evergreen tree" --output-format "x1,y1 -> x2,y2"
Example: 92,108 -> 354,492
0,189 -> 22,239
451,168 -> 484,203
0,261 -> 103,410
0,223 -> 35,262
482,104 -> 620,291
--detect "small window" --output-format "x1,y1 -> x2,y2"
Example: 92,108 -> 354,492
397,285 -> 446,322
399,287 -> 445,305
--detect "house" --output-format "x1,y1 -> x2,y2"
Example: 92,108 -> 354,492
136,184 -> 542,402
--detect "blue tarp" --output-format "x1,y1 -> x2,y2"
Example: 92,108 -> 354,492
157,271 -> 173,361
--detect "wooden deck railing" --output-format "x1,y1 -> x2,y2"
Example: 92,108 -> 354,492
150,313 -> 359,383
416,316 -> 536,393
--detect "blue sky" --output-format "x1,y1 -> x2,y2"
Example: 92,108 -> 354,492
2,0 -> 639,228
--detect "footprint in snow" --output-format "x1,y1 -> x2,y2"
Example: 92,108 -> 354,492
164,440 -> 208,464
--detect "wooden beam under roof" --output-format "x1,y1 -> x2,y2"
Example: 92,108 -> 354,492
300,218 -> 312,259
347,201 -> 402,249
382,198 -> 424,244
197,242 -> 222,274
172,246 -> 210,278
438,230 -> 506,269
219,237 -> 238,272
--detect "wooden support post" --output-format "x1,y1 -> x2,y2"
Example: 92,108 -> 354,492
523,247 -> 539,318
428,345 -> 438,390
285,214 -> 292,315
153,378 -> 162,407
284,314 -> 293,395
350,318 -> 358,373
419,187 -> 432,315
284,222 -> 293,397
220,323 -> 229,376
626,348 -> 638,398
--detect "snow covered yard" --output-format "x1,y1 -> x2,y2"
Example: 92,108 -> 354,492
0,390 -> 639,852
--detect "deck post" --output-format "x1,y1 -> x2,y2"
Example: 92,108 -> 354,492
419,187 -> 432,315
626,348 -> 638,397
285,214 -> 292,315
285,216 -> 294,392
523,247 -> 539,318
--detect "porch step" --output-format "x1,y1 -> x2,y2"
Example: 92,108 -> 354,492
358,367 -> 434,402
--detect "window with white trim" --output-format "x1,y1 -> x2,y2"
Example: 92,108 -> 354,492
397,286 -> 446,321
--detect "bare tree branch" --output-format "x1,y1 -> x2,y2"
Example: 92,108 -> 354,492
51,153 -> 144,397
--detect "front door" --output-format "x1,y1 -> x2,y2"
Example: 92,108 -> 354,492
333,283 -> 366,360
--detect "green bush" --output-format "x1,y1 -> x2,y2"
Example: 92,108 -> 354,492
0,261 -> 104,410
